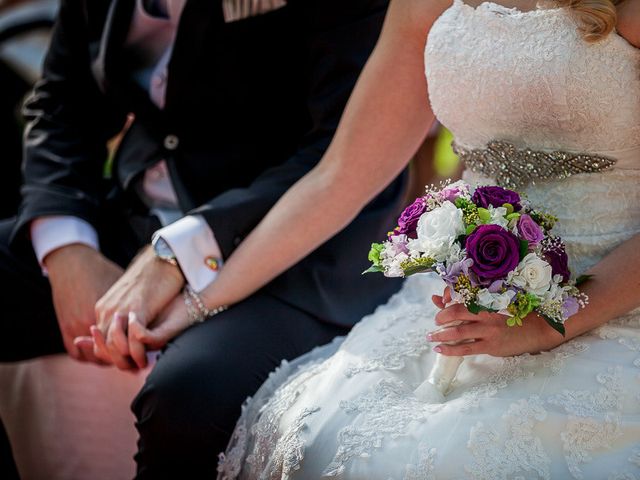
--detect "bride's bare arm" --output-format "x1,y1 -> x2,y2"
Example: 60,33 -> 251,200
198,0 -> 447,309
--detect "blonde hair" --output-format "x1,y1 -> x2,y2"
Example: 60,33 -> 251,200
555,0 -> 622,42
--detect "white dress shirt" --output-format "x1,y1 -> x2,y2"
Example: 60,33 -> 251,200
30,0 -> 221,292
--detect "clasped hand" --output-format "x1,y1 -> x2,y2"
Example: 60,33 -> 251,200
75,246 -> 191,370
429,287 -> 563,357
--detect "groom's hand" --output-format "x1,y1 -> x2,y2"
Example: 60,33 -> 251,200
45,244 -> 124,362
93,245 -> 185,369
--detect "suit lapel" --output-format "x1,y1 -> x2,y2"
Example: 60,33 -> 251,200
92,0 -> 136,93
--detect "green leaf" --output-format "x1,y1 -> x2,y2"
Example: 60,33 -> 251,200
468,302 -> 496,315
575,274 -> 593,286
540,314 -> 566,336
506,316 -> 517,327
465,224 -> 477,235
519,240 -> 529,260
362,265 -> 384,275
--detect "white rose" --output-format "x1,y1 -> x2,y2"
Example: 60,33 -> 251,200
412,201 -> 465,261
476,288 -> 517,311
507,253 -> 553,296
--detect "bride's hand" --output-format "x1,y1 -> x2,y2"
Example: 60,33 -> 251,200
429,288 -> 563,357
124,296 -> 193,368
88,294 -> 192,369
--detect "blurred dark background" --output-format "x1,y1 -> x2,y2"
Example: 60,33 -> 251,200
0,2 -> 57,476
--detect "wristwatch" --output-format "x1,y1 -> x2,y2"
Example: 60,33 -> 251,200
152,235 -> 178,267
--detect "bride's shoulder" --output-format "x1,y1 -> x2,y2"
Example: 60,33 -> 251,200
617,0 -> 640,48
400,0 -> 452,30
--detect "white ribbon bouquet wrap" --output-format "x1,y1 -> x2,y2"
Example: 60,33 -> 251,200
365,180 -> 588,403
414,316 -> 465,403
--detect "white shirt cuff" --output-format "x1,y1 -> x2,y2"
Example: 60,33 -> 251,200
154,215 -> 223,292
31,216 -> 100,273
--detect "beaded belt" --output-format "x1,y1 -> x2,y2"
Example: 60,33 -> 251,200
452,140 -> 617,190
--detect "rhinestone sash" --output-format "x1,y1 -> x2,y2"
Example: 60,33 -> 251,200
453,140 -> 617,190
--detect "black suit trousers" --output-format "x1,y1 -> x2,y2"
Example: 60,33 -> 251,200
0,217 -> 348,477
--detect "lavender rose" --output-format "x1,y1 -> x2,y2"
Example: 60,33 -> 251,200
472,186 -> 521,211
397,197 -> 427,235
466,224 -> 521,284
544,245 -> 571,283
517,214 -> 544,245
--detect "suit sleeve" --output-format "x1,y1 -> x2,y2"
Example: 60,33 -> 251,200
189,0 -> 389,259
12,0 -> 126,243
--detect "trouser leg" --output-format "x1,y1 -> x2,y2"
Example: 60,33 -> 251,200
132,292 -> 348,479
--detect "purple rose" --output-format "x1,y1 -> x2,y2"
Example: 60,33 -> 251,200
397,198 -> 427,235
472,186 -> 521,211
544,245 -> 570,283
465,224 -> 521,284
517,214 -> 545,245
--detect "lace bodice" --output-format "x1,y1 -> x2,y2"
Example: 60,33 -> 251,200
426,0 -> 640,161
426,1 -> 640,276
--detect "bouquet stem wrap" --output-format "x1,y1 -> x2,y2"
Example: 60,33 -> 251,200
414,318 -> 465,403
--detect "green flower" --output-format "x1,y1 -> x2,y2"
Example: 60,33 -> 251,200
455,197 -> 480,225
400,256 -> 436,276
368,243 -> 385,267
529,210 -> 558,231
506,292 -> 540,327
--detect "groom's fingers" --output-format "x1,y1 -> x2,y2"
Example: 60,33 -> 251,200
90,326 -> 116,364
105,313 -> 137,370
92,325 -> 135,370
108,314 -> 130,357
128,312 -> 149,369
73,336 -> 111,366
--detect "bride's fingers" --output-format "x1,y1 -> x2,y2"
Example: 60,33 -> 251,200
427,323 -> 486,344
443,287 -> 452,305
431,295 -> 445,309
434,303 -> 482,326
435,339 -> 485,356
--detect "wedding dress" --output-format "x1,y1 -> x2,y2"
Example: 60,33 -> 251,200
218,2 -> 640,478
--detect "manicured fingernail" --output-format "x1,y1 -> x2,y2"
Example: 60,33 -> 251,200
427,333 -> 434,342
433,346 -> 442,353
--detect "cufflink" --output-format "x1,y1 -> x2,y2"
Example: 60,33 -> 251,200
205,256 -> 221,271
222,0 -> 287,23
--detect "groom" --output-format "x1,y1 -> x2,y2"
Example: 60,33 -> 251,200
0,0 -> 406,476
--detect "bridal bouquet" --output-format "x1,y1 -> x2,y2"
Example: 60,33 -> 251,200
365,181 -> 588,399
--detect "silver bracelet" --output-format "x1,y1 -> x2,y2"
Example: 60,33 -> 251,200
182,289 -> 201,324
183,285 -> 228,324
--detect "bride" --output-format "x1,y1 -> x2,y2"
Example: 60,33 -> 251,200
129,0 -> 640,477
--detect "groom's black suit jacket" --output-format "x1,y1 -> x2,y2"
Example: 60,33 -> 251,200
13,0 -> 406,326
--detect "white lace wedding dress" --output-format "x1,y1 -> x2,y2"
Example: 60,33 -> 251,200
218,2 -> 640,478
